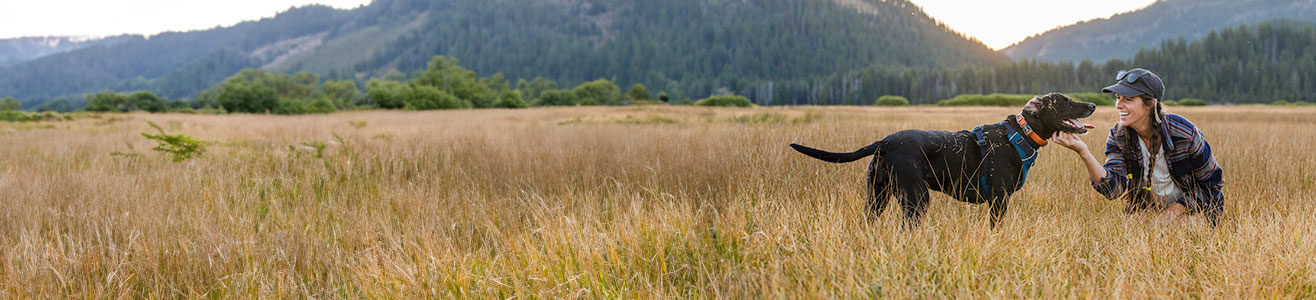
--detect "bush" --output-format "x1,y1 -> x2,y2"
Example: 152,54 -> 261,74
0,97 -> 20,111
1068,92 -> 1115,106
404,84 -> 469,110
536,90 -> 578,106
695,95 -> 753,107
141,121 -> 206,162
367,79 -> 408,109
493,90 -> 529,108
875,95 -> 909,106
1162,100 -> 1179,106
307,97 -> 337,114
1176,98 -> 1208,106
0,110 -> 41,122
577,98 -> 600,106
935,94 -> 1032,106
573,79 -> 621,105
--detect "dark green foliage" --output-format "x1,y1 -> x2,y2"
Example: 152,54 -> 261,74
308,97 -> 337,113
1176,98 -> 1209,106
875,95 -> 909,106
415,56 -> 492,108
1268,99 -> 1314,106
216,73 -> 280,113
573,79 -> 621,106
658,92 -> 670,102
768,20 -> 1316,105
0,97 -> 19,111
537,90 -> 579,106
34,98 -> 86,113
85,90 -> 169,113
1068,93 -> 1116,106
516,77 -> 557,104
936,94 -> 1033,107
274,98 -> 309,115
493,90 -> 529,108
626,84 -> 650,101
141,121 -> 206,162
366,79 -> 407,109
403,84 -> 468,110
0,110 -> 42,122
695,95 -> 753,107
319,80 -> 359,109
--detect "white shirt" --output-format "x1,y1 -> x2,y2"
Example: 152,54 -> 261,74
1138,139 -> 1184,207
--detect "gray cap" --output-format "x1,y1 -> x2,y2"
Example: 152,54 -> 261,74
1103,68 -> 1164,100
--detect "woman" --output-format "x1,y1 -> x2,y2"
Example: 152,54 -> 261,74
1052,68 -> 1224,226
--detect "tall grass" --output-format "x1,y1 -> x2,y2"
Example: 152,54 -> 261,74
1,106 -> 1313,298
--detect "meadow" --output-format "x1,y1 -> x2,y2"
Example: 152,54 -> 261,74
1,105 -> 1313,298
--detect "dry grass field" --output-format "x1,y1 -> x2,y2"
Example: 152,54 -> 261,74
1,105 -> 1314,298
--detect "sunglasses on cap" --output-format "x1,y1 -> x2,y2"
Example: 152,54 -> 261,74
1116,69 -> 1145,83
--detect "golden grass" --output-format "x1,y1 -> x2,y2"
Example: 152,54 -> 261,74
1,106 -> 1313,298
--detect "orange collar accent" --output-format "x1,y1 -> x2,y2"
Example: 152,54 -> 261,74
1016,116 -> 1048,147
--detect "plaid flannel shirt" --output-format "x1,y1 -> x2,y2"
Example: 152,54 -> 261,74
1091,113 -> 1224,224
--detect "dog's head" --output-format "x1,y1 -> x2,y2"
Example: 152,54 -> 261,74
1020,92 -> 1096,136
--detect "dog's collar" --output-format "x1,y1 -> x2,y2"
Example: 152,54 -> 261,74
1014,115 -> 1047,147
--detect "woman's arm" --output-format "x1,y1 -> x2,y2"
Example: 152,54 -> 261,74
1052,130 -> 1129,199
1052,132 -> 1108,182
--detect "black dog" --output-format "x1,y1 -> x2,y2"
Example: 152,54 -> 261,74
791,93 -> 1096,227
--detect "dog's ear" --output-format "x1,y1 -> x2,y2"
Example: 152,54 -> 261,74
1022,96 -> 1044,115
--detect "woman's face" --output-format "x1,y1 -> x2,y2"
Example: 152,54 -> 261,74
1116,94 -> 1153,128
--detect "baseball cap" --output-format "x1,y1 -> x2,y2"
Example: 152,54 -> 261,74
1103,68 -> 1164,100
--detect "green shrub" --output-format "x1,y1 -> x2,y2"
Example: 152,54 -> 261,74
695,95 -> 753,107
0,97 -> 19,111
0,110 -> 41,122
935,94 -> 1032,106
493,90 -> 529,108
274,98 -> 309,115
403,84 -> 469,110
1068,92 -> 1115,106
536,90 -> 578,106
875,95 -> 910,106
307,97 -> 337,114
1176,98 -> 1208,106
1162,100 -> 1180,106
577,98 -> 600,106
1271,100 -> 1291,106
141,121 -> 207,162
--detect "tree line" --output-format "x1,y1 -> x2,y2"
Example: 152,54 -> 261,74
736,20 -> 1316,105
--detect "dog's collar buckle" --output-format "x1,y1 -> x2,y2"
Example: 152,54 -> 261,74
1015,116 -> 1048,147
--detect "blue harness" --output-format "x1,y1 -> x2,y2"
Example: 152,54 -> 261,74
971,117 -> 1040,199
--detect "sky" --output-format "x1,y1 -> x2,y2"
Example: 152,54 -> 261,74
909,0 -> 1158,49
1,0 -> 1156,49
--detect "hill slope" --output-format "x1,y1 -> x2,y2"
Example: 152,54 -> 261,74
1002,0 -> 1316,63
0,0 -> 1006,103
0,36 -> 135,68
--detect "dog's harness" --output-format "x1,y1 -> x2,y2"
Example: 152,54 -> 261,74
971,115 -> 1044,199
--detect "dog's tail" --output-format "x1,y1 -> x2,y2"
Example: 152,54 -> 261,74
789,141 -> 883,163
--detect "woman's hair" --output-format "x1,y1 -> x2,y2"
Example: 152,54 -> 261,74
1115,95 -> 1168,205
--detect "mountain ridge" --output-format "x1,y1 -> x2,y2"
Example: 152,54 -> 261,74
0,0 -> 1006,104
1002,0 -> 1316,63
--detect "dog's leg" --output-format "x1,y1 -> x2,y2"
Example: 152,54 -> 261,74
891,170 -> 931,228
989,196 -> 1009,228
865,158 -> 891,219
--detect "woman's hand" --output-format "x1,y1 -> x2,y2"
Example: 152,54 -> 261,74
1051,132 -> 1088,153
1052,131 -> 1109,182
